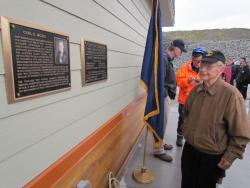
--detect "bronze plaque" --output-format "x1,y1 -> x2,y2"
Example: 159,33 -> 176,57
81,38 -> 107,85
0,17 -> 71,103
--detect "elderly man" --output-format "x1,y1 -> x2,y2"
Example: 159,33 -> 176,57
181,50 -> 250,188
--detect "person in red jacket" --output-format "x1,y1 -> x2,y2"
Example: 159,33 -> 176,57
175,47 -> 206,146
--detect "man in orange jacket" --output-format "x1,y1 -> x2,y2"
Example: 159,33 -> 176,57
176,48 -> 206,146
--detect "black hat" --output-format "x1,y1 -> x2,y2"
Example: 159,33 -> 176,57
172,39 -> 187,53
202,50 -> 226,63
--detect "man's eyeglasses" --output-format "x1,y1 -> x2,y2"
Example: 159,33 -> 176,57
200,63 -> 223,70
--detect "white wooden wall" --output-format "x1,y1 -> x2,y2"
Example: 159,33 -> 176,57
0,0 -> 150,187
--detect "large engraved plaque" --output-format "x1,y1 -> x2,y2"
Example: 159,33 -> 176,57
80,38 -> 107,85
0,17 -> 71,103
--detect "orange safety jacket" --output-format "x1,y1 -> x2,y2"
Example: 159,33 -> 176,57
176,60 -> 200,105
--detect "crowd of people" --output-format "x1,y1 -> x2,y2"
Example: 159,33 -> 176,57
152,39 -> 250,188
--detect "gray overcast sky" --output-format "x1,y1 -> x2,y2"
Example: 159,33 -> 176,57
162,0 -> 250,32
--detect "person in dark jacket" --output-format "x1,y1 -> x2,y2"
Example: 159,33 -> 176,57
230,60 -> 240,85
236,57 -> 250,99
153,39 -> 187,162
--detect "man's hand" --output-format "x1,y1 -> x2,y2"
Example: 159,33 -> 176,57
218,158 -> 231,170
189,77 -> 195,83
194,79 -> 202,84
189,77 -> 201,84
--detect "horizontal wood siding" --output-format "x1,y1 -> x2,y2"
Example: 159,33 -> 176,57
0,0 -> 150,187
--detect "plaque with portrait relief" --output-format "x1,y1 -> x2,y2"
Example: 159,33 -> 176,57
0,17 -> 71,103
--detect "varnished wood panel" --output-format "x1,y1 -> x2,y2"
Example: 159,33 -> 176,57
24,94 -> 146,188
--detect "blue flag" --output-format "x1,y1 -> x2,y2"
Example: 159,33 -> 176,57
140,0 -> 164,147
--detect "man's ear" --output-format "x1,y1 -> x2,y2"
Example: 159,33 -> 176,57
220,65 -> 226,73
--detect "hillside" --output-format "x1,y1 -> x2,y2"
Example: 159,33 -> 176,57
164,28 -> 250,69
165,28 -> 250,42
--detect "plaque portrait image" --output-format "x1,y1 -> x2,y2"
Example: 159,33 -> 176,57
54,37 -> 69,64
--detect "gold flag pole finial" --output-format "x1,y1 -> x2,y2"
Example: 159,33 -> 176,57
132,127 -> 155,184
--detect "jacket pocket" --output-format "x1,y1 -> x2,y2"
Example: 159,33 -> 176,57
193,123 -> 218,151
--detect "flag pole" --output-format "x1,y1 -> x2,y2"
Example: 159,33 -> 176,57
132,126 -> 155,184
132,0 -> 162,183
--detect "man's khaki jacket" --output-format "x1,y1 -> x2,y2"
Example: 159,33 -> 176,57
183,78 -> 250,163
